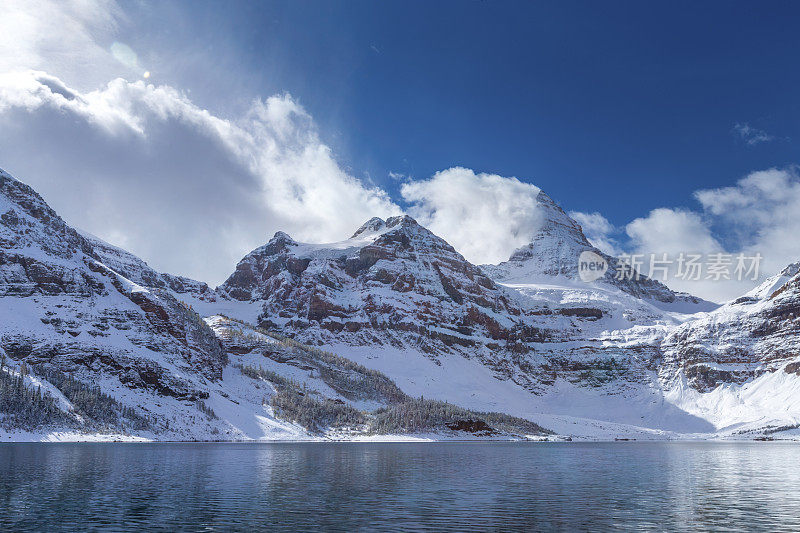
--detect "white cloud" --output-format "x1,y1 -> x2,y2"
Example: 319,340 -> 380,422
695,168 -> 792,218
401,167 -> 543,265
0,0 -> 398,287
0,0 -> 128,90
0,70 -> 400,285
624,208 -> 741,302
568,211 -> 621,255
626,208 -> 722,256
694,168 -> 800,277
733,123 -> 775,146
622,168 -> 800,302
4,0 -> 800,307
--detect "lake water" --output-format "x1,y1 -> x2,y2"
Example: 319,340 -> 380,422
1,441 -> 799,531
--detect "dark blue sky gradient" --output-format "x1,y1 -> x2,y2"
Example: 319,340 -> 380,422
123,0 -> 800,225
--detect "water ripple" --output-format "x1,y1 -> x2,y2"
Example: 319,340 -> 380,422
1,442 -> 799,531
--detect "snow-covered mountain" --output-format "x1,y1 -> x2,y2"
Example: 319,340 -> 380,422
219,215 -> 543,356
211,188 -> 798,439
662,261 -> 800,390
83,232 -> 218,302
2,166 -> 799,442
0,168 -> 239,435
215,193 -> 720,398
483,190 -> 715,311
216,213 -> 677,415
648,261 -> 800,433
0,168 -> 552,441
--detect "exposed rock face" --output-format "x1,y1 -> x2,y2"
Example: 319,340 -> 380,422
660,261 -> 800,391
5,164 -> 800,439
217,213 -> 684,398
0,168 -> 226,401
220,215 -> 540,355
218,188 -> 800,433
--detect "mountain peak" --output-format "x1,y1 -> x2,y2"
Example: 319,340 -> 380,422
350,214 -> 421,240
483,188 -> 712,309
0,167 -> 95,261
350,217 -> 386,239
385,214 -> 420,229
270,231 -> 296,244
494,190 -> 594,273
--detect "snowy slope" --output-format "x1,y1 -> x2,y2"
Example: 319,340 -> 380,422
210,189 -> 797,439
3,165 -> 799,441
82,231 -> 218,301
0,168 -> 311,441
0,168 -> 552,442
482,190 -> 717,312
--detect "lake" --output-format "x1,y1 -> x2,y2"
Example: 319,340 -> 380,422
1,441 -> 799,531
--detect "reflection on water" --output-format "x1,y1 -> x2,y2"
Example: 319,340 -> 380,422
1,442 -> 799,531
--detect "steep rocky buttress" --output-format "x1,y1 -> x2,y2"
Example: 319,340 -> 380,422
660,261 -> 800,391
219,215 -> 546,356
0,168 -> 226,402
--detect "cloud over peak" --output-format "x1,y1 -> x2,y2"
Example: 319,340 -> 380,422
0,69 -> 400,285
568,211 -> 621,256
401,167 -> 544,265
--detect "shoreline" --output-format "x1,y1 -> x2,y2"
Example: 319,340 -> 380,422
2,431 -> 797,444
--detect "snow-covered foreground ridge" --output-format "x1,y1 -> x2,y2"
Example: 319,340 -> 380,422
1,166 -> 799,442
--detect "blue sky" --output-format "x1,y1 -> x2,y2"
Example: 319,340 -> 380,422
1,0 -> 800,301
120,0 -> 800,221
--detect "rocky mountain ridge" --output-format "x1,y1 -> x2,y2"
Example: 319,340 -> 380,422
660,261 -> 800,391
83,233 -> 218,302
218,214 -> 543,357
2,166 -> 799,441
0,168 -> 553,440
0,168 -> 227,395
